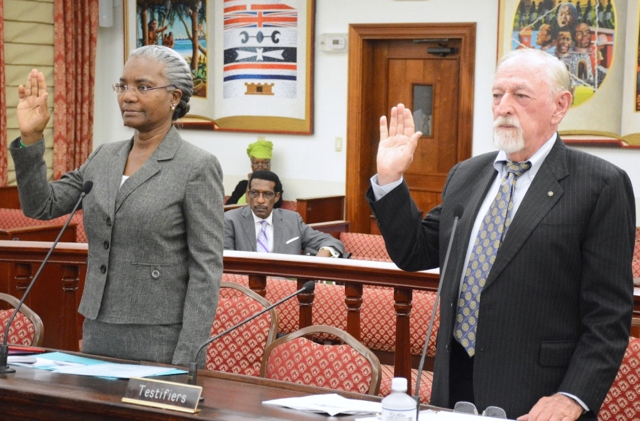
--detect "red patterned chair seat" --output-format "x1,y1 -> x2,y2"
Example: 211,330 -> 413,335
0,293 -> 44,346
598,337 -> 640,420
261,325 -> 381,395
340,232 -> 392,262
0,208 -> 86,242
220,273 -> 438,402
380,364 -> 433,403
205,282 -> 278,377
0,311 -> 36,346
632,228 -> 640,280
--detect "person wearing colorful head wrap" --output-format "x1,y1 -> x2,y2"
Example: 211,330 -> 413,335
226,140 -> 283,208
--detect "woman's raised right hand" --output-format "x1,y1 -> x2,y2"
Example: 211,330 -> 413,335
17,69 -> 50,145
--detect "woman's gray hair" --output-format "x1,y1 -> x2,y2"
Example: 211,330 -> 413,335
498,48 -> 571,97
129,45 -> 194,120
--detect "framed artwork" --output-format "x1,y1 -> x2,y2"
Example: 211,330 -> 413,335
124,0 -> 315,134
498,0 -> 640,147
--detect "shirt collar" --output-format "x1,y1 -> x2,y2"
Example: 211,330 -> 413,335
494,133 -> 557,179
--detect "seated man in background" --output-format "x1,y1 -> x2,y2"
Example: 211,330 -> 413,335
225,170 -> 345,257
226,140 -> 283,208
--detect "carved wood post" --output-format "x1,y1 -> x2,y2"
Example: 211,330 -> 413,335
297,278 -> 314,328
344,282 -> 363,340
248,274 -> 267,297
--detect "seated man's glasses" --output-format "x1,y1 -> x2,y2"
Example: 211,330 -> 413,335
248,190 -> 275,199
112,83 -> 176,95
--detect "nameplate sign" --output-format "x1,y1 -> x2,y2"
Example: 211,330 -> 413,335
122,377 -> 202,413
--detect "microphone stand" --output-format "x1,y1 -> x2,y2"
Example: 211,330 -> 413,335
0,183 -> 92,374
414,208 -> 463,420
187,280 -> 315,386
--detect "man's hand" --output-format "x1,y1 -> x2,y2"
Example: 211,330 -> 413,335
517,394 -> 584,421
376,103 -> 422,186
316,249 -> 332,258
17,69 -> 50,145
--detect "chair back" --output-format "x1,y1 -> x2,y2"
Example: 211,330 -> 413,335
598,337 -> 640,420
339,232 -> 391,262
260,324 -> 382,395
205,282 -> 278,377
0,293 -> 44,346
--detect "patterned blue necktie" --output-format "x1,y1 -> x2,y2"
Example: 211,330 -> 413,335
454,161 -> 531,357
257,220 -> 270,253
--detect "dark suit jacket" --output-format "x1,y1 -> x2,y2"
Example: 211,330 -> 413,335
224,206 -> 345,256
367,138 -> 635,419
10,127 -> 224,366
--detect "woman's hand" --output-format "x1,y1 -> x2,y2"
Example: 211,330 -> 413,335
17,69 -> 50,145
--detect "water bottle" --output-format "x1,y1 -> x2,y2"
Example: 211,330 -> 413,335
381,377 -> 417,421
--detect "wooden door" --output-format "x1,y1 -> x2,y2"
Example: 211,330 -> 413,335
373,39 -> 462,219
346,24 -> 476,233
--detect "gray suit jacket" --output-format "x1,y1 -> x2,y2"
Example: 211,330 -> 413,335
224,206 -> 345,256
368,138 -> 635,419
10,127 -> 224,366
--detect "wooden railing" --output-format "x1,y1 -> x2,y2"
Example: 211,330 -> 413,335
1,241 -> 639,391
0,241 -> 437,387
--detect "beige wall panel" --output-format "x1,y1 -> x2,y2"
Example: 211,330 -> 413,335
5,44 -> 54,66
5,0 -> 54,23
4,22 -> 54,45
5,65 -> 54,87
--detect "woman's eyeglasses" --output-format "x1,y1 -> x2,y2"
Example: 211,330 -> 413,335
112,83 -> 176,95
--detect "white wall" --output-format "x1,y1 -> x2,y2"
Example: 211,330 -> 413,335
95,0 -> 640,219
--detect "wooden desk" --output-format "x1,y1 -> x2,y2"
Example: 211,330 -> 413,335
0,361 -> 394,420
296,196 -> 344,224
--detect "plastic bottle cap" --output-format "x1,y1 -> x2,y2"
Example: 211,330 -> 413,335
391,377 -> 408,392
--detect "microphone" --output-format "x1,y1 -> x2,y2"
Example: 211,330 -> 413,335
414,204 -> 464,420
0,181 -> 93,374
187,280 -> 316,386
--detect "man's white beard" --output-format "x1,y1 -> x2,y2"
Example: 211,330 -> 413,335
493,116 -> 525,154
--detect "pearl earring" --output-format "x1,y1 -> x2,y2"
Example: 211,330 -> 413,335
170,103 -> 176,111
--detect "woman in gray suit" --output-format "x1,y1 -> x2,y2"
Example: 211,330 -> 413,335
11,46 -> 224,368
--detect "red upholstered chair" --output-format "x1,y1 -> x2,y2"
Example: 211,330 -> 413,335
220,273 -> 436,402
261,325 -> 382,395
632,227 -> 640,279
205,282 -> 279,377
0,208 -> 86,242
0,293 -> 44,346
339,232 -> 392,262
281,200 -> 297,211
598,337 -> 640,420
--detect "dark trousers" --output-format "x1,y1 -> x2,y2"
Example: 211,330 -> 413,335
449,339 -> 475,406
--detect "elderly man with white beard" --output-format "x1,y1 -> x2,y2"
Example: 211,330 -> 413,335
366,48 -> 635,421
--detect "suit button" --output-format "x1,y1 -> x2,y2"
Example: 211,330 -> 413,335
106,217 -> 112,226
103,241 -> 109,250
100,265 -> 107,274
151,270 -> 160,279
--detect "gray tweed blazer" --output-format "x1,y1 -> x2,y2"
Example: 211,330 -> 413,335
10,127 -> 224,366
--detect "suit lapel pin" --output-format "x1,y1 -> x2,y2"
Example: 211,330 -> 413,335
547,191 -> 554,197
